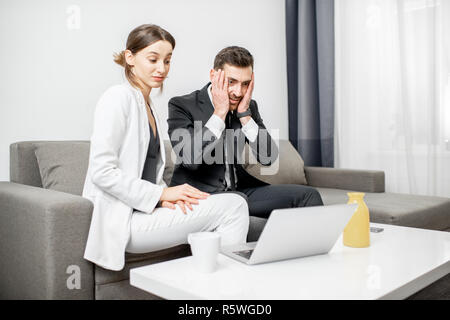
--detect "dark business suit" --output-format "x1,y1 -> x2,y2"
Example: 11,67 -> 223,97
168,83 -> 323,218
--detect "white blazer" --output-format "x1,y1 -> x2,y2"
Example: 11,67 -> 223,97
82,81 -> 167,271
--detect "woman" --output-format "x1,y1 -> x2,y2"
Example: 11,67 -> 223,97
82,24 -> 249,271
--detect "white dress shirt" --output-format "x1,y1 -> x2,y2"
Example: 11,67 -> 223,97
204,84 -> 259,189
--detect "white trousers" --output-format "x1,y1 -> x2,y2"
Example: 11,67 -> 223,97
125,193 -> 249,254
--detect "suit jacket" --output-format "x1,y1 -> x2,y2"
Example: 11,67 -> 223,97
167,83 -> 278,193
83,81 -> 167,271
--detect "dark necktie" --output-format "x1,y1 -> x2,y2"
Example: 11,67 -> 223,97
225,112 -> 236,190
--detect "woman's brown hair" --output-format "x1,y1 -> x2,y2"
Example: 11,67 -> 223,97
113,24 -> 176,89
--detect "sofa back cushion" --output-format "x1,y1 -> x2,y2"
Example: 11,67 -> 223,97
10,139 -> 307,196
10,140 -> 176,196
242,140 -> 308,185
34,142 -> 90,196
10,141 -> 44,188
10,141 -> 89,191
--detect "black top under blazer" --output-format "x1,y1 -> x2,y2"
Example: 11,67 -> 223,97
141,119 -> 160,184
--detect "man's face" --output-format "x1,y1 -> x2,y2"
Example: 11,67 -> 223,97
211,63 -> 253,110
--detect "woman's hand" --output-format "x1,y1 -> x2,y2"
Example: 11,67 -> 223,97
160,184 -> 210,213
160,200 -> 194,215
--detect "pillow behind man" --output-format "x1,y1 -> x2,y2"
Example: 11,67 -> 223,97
242,139 -> 308,185
34,142 -> 90,196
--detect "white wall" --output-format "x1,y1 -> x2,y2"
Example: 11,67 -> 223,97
0,0 -> 288,181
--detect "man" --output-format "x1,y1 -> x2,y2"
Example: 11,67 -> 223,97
168,46 -> 323,218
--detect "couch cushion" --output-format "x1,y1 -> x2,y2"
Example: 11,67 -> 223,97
242,140 -> 307,185
10,142 -> 43,187
317,187 -> 450,231
95,244 -> 191,286
34,142 -> 90,196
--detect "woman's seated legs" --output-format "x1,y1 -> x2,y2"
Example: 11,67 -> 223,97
125,193 -> 249,253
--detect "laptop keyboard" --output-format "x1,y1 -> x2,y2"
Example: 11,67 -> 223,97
233,249 -> 254,260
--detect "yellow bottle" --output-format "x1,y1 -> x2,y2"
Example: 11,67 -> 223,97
343,192 -> 370,248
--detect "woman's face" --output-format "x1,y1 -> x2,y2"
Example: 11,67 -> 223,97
126,40 -> 173,90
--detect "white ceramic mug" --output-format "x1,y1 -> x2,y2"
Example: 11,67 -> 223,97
187,232 -> 221,273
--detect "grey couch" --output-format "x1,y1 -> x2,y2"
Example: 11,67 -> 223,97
0,140 -> 449,300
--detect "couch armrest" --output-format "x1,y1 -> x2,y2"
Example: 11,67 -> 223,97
304,166 -> 385,193
0,182 -> 94,299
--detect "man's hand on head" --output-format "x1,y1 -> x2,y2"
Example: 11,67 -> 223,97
237,73 -> 254,125
211,69 -> 230,121
237,72 -> 254,113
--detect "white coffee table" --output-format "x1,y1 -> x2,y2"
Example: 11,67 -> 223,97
130,223 -> 450,300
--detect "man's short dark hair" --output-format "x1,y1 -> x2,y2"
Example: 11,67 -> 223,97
213,46 -> 254,70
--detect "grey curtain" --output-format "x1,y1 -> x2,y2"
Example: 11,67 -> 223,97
285,0 -> 334,167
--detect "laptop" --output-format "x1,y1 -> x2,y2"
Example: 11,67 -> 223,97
221,203 -> 358,265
